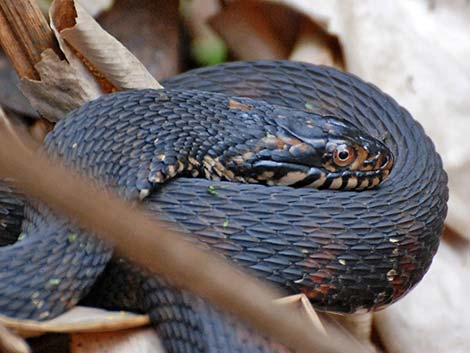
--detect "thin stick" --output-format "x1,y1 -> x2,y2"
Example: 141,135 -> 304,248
0,115 -> 367,353
0,0 -> 61,80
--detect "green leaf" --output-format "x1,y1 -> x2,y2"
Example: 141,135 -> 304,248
305,102 -> 315,111
207,185 -> 218,196
191,37 -> 228,67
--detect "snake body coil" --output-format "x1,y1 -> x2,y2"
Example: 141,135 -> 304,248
0,61 -> 447,352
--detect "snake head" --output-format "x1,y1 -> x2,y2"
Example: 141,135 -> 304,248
317,118 -> 394,189
229,110 -> 394,190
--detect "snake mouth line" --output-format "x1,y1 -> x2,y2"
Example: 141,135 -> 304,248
241,155 -> 393,190
324,157 -> 394,189
293,167 -> 390,190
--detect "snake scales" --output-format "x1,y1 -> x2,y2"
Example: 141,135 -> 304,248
0,61 -> 447,352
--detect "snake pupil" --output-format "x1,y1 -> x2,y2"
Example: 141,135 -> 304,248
338,151 -> 349,160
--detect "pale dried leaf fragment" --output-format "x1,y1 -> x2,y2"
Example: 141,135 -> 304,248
50,1 -> 162,90
18,49 -> 101,122
0,323 -> 31,353
323,312 -> 374,348
275,294 -> 326,334
71,328 -> 164,353
49,1 -> 104,94
0,306 -> 149,338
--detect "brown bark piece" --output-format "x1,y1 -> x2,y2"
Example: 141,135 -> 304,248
0,0 -> 60,80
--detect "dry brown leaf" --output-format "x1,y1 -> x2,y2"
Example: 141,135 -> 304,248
209,1 -> 294,60
18,49 -> 101,122
289,18 -> 343,68
49,1 -> 104,93
16,0 -> 164,122
50,1 -> 162,91
99,0 -> 181,80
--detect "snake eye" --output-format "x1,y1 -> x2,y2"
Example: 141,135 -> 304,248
333,145 -> 356,166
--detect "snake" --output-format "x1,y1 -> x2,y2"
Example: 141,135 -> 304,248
0,61 -> 448,352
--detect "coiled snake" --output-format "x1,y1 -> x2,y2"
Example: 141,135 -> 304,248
0,61 -> 448,352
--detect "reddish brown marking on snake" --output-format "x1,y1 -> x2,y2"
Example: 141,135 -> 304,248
262,136 -> 286,150
229,99 -> 251,111
309,269 -> 334,283
280,136 -> 303,146
294,143 -> 311,152
301,272 -> 336,299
